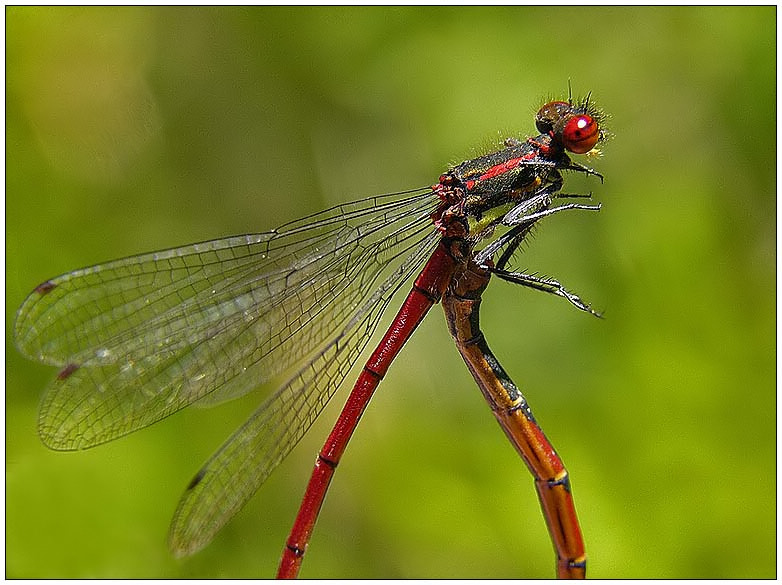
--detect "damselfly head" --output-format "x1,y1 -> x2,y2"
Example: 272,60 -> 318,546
535,96 -> 606,156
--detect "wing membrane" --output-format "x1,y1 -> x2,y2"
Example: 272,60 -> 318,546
15,189 -> 439,449
169,228 -> 439,555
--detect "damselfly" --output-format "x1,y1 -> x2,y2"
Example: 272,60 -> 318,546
15,93 -> 607,579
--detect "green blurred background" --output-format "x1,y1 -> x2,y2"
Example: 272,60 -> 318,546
6,6 -> 775,579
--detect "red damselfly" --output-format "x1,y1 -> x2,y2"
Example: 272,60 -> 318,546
15,93 -> 607,579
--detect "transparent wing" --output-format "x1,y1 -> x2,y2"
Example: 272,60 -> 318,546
168,228 -> 439,556
15,188 -> 440,450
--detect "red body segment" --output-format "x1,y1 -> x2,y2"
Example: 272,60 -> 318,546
277,242 -> 459,578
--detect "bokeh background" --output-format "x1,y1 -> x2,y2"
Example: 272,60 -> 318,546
6,6 -> 775,579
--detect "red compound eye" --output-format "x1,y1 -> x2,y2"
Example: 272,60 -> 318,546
561,114 -> 600,154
